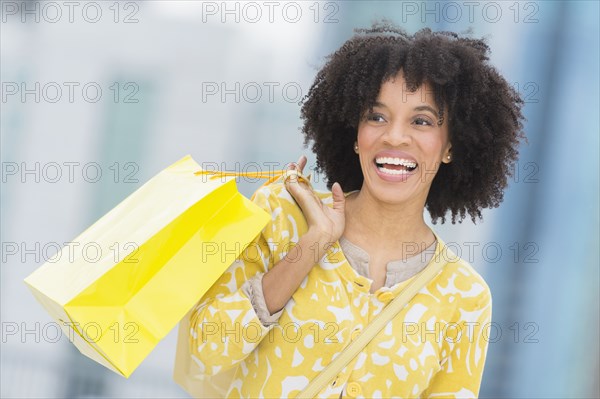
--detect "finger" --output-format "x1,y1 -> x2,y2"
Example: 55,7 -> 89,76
285,157 -> 309,187
284,169 -> 313,199
289,155 -> 305,170
293,187 -> 328,224
297,155 -> 307,174
284,175 -> 321,216
331,182 -> 346,212
283,165 -> 324,220
285,160 -> 300,184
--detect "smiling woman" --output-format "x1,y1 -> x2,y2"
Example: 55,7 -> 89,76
355,73 -> 452,213
185,21 -> 526,398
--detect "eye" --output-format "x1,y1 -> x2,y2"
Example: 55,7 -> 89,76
365,113 -> 386,123
413,117 -> 433,126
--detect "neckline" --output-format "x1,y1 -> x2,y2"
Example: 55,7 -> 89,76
338,234 -> 437,265
329,230 -> 445,296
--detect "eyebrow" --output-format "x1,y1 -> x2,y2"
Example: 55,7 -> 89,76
371,102 -> 440,116
413,105 -> 440,116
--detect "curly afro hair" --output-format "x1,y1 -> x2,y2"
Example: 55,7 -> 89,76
300,21 -> 527,224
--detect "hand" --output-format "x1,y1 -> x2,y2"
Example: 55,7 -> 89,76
283,155 -> 346,245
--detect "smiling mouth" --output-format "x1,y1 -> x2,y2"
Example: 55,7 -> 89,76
374,157 -> 418,175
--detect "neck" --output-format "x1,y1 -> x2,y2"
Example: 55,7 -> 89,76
344,188 -> 435,253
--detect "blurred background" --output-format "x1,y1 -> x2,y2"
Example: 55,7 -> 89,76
1,1 -> 598,398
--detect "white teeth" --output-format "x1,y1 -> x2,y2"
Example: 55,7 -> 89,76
375,157 -> 417,168
378,166 -> 412,175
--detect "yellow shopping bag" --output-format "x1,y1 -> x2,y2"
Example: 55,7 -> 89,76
24,155 -> 271,378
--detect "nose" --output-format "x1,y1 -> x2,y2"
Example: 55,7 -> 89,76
382,122 -> 412,146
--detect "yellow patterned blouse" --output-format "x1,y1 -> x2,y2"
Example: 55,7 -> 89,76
189,182 -> 492,398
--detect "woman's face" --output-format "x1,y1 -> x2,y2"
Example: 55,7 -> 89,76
356,71 -> 452,207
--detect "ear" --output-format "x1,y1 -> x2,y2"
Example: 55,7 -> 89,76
443,143 -> 452,164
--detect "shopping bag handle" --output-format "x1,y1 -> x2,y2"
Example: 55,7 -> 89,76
194,168 -> 312,189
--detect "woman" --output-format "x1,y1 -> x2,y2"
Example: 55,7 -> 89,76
188,22 -> 526,398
